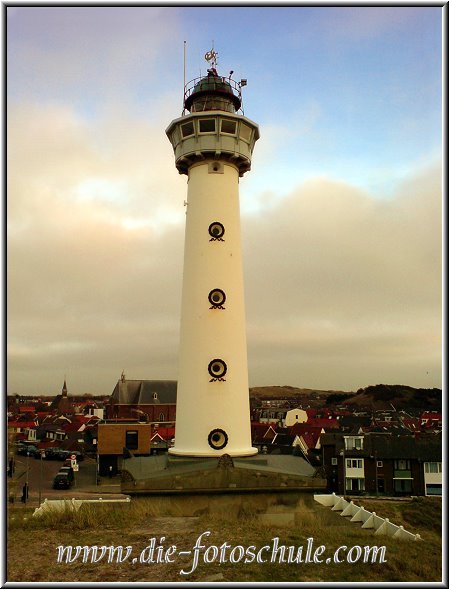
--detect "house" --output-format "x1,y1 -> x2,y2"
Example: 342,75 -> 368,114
321,431 -> 442,497
7,414 -> 39,441
255,408 -> 288,426
419,411 -> 442,431
423,459 -> 443,496
251,423 -> 277,452
289,423 -> 324,461
150,426 -> 176,454
97,421 -> 153,475
49,380 -> 74,415
270,429 -> 296,454
106,375 -> 176,422
284,408 -> 308,426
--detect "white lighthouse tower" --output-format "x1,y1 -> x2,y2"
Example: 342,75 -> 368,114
166,51 -> 259,457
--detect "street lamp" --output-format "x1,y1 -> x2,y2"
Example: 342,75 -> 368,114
24,451 -> 30,504
38,450 -> 44,507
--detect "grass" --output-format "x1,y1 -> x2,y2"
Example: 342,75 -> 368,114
7,494 -> 443,583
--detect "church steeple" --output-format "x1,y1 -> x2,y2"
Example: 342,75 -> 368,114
62,378 -> 68,397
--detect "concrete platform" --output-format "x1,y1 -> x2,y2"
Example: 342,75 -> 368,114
121,453 -> 327,495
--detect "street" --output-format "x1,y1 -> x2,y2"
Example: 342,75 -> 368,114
9,453 -> 124,506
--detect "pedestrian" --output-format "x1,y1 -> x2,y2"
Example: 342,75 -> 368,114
108,465 -> 113,478
21,482 -> 29,503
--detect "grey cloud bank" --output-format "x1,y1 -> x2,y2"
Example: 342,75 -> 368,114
6,7 -> 442,395
7,101 -> 441,393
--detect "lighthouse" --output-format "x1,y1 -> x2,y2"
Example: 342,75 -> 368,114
120,50 -> 326,494
166,51 -> 259,457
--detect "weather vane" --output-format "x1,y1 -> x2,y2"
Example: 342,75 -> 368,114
204,44 -> 218,69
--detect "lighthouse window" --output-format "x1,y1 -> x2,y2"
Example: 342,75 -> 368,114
208,359 -> 227,380
208,289 -> 226,308
239,123 -> 252,142
181,121 -> 194,138
170,128 -> 180,145
199,119 -> 216,133
208,428 -> 228,450
221,119 -> 237,135
208,222 -> 225,240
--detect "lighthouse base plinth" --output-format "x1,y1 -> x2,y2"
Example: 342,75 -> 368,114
120,453 -> 327,495
168,447 -> 258,458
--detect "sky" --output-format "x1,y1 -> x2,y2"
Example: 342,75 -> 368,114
6,6 -> 443,396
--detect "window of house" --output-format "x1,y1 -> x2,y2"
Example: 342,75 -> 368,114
426,483 -> 442,496
331,457 -> 338,466
152,392 -> 158,400
126,430 -> 138,450
346,459 -> 363,469
345,478 -> 365,491
394,459 -> 410,470
344,436 -> 363,450
199,119 -> 216,133
377,461 -> 383,468
394,479 -> 412,493
159,413 -> 165,422
425,462 -> 442,474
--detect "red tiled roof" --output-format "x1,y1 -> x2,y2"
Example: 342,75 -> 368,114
307,417 -> 339,430
8,421 -> 37,429
251,421 -> 272,430
61,422 -> 84,432
18,406 -> 36,413
289,423 -> 323,436
402,422 -> 419,431
299,431 -> 320,450
152,427 -> 175,440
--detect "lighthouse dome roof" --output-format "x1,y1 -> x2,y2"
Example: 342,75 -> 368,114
193,73 -> 233,94
184,68 -> 241,112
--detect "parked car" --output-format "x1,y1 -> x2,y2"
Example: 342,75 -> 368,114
58,466 -> 74,482
43,448 -> 63,460
52,449 -> 71,461
53,472 -> 71,489
17,445 -> 39,456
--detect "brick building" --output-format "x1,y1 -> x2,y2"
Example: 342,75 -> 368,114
106,376 -> 177,422
321,431 -> 442,497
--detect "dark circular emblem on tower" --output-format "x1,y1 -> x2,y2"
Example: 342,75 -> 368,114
208,289 -> 226,309
208,428 -> 228,450
208,358 -> 227,381
209,222 -> 225,241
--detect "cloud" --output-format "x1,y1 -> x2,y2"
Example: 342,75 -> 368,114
242,163 -> 442,389
7,101 -> 186,394
7,7 -> 183,106
6,19 -> 442,396
7,104 -> 441,394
